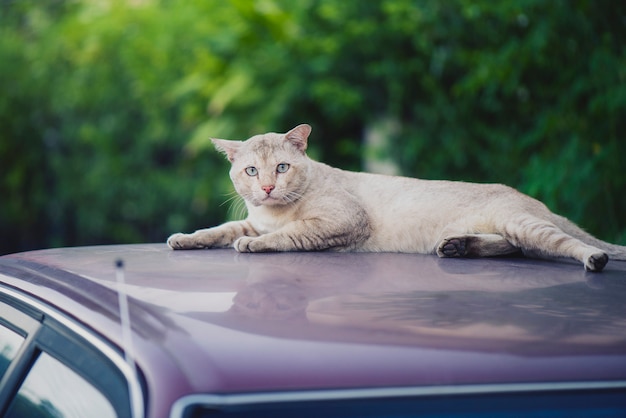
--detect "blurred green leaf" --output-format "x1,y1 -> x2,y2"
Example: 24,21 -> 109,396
1,0 -> 624,255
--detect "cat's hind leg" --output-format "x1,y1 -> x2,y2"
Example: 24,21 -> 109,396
501,215 -> 608,272
436,234 -> 519,258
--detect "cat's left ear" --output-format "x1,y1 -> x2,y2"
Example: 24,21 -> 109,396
211,138 -> 241,163
285,124 -> 311,153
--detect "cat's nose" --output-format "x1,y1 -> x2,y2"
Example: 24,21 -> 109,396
262,185 -> 275,195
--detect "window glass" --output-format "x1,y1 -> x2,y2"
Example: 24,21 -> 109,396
5,352 -> 117,418
0,324 -> 24,378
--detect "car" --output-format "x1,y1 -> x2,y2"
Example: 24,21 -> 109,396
0,243 -> 625,418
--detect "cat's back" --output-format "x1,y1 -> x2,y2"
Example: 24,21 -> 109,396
322,163 -> 487,206
327,164 -> 526,209
310,163 -> 533,253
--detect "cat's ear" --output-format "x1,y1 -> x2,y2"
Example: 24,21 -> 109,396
211,138 -> 241,163
285,124 -> 311,153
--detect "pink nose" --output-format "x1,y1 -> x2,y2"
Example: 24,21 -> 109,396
262,185 -> 275,194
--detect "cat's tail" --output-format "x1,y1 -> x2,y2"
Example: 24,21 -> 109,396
552,214 -> 626,261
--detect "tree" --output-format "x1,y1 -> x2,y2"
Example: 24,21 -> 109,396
1,0 -> 624,255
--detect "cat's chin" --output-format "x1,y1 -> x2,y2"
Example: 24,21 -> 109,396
260,197 -> 286,206
249,196 -> 286,207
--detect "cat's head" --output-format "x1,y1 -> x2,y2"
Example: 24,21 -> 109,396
212,124 -> 312,207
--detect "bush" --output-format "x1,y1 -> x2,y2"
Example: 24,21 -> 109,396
1,0 -> 624,255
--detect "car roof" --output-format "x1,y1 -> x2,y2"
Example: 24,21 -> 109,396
1,244 -> 626,400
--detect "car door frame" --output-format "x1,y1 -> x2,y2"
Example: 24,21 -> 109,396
0,285 -> 145,418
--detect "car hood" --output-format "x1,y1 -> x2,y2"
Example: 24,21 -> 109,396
1,244 -> 626,395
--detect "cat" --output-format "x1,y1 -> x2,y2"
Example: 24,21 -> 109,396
167,124 -> 626,272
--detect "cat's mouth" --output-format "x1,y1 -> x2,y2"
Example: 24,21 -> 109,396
248,189 -> 289,207
252,193 -> 283,206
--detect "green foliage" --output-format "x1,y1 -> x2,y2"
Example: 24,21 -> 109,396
1,0 -> 624,255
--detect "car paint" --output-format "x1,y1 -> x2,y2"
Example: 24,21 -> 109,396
1,244 -> 626,417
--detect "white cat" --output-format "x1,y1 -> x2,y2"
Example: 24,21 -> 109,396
168,124 -> 626,272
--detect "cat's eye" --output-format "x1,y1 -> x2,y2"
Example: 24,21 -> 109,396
276,163 -> 290,173
245,166 -> 258,176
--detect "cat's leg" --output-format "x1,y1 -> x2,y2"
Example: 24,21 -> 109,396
501,215 -> 608,272
234,228 -> 345,253
167,220 -> 259,250
234,217 -> 370,253
437,234 -> 519,258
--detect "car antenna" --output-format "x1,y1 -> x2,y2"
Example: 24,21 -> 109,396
115,258 -> 143,418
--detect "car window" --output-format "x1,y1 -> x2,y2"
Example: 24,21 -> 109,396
5,352 -> 117,418
0,325 -> 23,378
0,293 -> 139,418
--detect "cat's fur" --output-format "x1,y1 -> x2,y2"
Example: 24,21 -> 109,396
168,124 -> 626,272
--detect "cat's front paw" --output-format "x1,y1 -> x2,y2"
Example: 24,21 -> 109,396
167,233 -> 202,250
234,236 -> 277,252
234,236 -> 257,252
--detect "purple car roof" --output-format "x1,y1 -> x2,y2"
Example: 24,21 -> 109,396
1,244 -> 626,411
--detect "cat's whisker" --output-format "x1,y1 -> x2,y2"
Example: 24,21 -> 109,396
218,190 -> 250,220
284,190 -> 308,206
229,195 -> 249,220
218,189 -> 242,205
234,200 -> 248,220
220,193 -> 242,208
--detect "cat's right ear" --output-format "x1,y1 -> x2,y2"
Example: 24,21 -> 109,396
211,138 -> 241,163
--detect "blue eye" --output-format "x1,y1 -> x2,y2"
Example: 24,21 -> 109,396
245,166 -> 258,176
276,163 -> 290,173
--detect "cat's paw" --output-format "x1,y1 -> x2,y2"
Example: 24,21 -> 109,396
234,236 -> 278,252
167,233 -> 202,250
234,236 -> 258,252
167,233 -> 185,249
436,237 -> 467,258
584,252 -> 608,272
